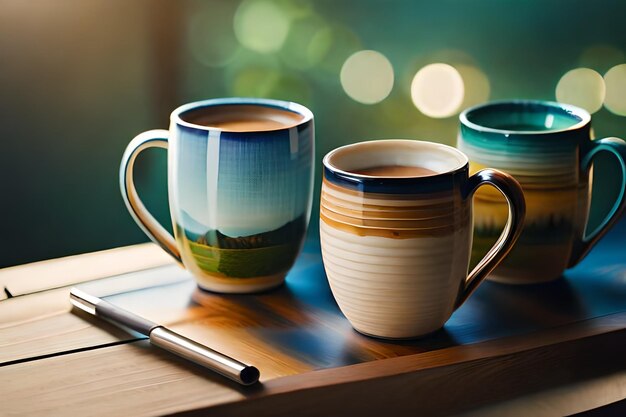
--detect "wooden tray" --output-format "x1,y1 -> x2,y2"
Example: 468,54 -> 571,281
2,222 -> 626,416
99,238 -> 626,376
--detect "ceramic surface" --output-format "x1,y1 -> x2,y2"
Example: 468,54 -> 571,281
121,98 -> 315,293
320,140 -> 525,338
458,100 -> 626,284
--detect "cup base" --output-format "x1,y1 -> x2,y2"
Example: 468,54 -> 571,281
195,272 -> 287,294
351,324 -> 444,340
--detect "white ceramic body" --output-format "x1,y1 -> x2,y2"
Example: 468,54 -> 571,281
320,219 -> 471,338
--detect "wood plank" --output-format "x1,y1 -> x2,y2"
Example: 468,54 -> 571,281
100,241 -> 626,373
0,243 -> 173,296
183,322 -> 626,417
2,314 -> 625,417
0,265 -> 189,365
0,288 -> 76,328
2,239 -> 626,415
259,312 -> 626,395
4,237 -> 626,380
104,267 -> 438,373
461,370 -> 626,416
0,341 -> 246,417
0,310 -> 137,365
167,323 -> 312,380
0,264 -> 313,374
0,265 -> 186,327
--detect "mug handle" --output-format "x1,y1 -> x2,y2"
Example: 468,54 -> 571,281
119,129 -> 182,264
569,137 -> 626,266
455,169 -> 526,308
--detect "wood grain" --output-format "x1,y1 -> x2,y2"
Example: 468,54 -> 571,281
0,265 -> 188,365
0,288 -> 75,328
0,264 -> 186,327
1,314 -> 624,417
462,369 -> 626,416
100,242 -> 626,374
0,341 -> 245,417
0,243 -> 173,297
182,319 -> 626,417
0,309 -> 136,365
1,240 -> 626,415
106,269 -> 445,374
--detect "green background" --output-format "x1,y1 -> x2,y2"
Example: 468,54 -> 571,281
0,0 -> 624,267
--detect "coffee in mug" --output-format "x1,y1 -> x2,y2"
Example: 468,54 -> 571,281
352,165 -> 438,176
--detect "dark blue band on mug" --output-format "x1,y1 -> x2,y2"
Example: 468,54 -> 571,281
323,164 -> 469,194
174,97 -> 314,133
322,140 -> 470,195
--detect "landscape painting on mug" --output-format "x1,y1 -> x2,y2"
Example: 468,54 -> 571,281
170,125 -> 314,280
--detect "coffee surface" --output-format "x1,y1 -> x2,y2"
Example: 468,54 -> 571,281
182,104 -> 304,132
208,118 -> 288,131
352,165 -> 437,177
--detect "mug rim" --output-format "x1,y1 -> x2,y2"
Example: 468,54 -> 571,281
459,99 -> 591,136
171,97 -> 314,132
323,139 -> 469,181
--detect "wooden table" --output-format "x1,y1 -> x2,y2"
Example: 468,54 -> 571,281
1,228 -> 626,416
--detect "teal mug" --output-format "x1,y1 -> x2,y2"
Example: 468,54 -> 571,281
120,98 -> 315,293
458,100 -> 626,284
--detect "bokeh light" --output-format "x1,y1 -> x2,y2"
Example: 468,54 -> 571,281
456,65 -> 490,109
277,0 -> 314,20
188,4 -> 240,68
411,63 -> 465,118
340,50 -> 394,105
555,68 -> 605,114
306,26 -> 334,68
233,0 -> 291,54
231,66 -> 311,104
604,64 -> 626,116
223,48 -> 280,88
279,13 -> 330,70
314,24 -> 362,75
401,49 -> 475,96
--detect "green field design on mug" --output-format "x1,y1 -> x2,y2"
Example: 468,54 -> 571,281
471,220 -> 575,269
176,215 -> 306,278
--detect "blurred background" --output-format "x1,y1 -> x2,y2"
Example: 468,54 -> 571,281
1,0 -> 625,267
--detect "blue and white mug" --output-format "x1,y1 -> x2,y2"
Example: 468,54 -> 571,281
120,98 -> 315,293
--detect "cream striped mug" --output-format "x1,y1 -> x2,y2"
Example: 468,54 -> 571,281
320,140 -> 526,339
